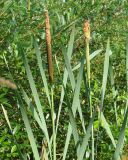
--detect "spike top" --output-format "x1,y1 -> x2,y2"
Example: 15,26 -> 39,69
83,21 -> 90,40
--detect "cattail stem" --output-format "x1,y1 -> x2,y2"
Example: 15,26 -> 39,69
83,21 -> 94,160
45,10 -> 54,83
51,85 -> 56,160
83,21 -> 91,113
27,0 -> 30,12
85,38 -> 90,87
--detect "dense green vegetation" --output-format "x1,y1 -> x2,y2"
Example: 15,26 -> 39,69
0,0 -> 128,160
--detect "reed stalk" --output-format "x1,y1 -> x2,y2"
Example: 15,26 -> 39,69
51,86 -> 56,160
27,0 -> 30,11
83,21 -> 94,160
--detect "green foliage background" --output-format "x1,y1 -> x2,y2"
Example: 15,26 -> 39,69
0,0 -> 128,159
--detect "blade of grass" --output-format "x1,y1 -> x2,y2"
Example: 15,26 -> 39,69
56,43 -> 101,136
63,85 -> 80,156
34,39 -> 51,106
95,39 -> 112,155
56,24 -> 75,133
62,58 -> 85,160
109,60 -> 118,124
1,104 -> 13,132
126,37 -> 128,108
21,87 -> 47,134
22,86 -> 54,158
100,38 -> 112,111
62,47 -> 76,89
55,52 -> 85,152
112,38 -> 128,159
16,91 -> 40,160
113,107 -> 128,160
62,46 -> 86,133
78,109 -> 96,160
99,41 -> 116,148
3,54 -> 40,160
19,46 -> 51,157
72,49 -> 102,71
100,112 -> 116,147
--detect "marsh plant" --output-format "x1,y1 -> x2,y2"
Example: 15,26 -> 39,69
1,1 -> 128,160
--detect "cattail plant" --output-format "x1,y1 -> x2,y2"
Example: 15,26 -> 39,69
45,10 -> 54,83
45,9 -> 56,159
83,21 -> 92,117
83,21 -> 94,160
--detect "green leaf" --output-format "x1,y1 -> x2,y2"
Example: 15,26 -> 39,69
19,46 -> 51,158
56,24 -> 75,133
100,39 -> 111,110
113,108 -> 128,160
62,47 -> 76,90
16,91 -> 40,160
21,87 -> 46,134
100,112 -> 116,148
109,61 -> 118,123
63,58 -> 85,160
94,120 -> 100,129
78,109 -> 96,160
72,49 -> 102,71
34,39 -> 51,106
20,47 -> 50,144
11,145 -> 17,154
64,85 -> 80,156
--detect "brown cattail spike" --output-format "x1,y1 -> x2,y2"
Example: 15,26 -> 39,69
0,77 -> 17,89
45,10 -> 54,83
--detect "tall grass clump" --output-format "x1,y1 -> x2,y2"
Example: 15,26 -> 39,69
2,15 -> 128,160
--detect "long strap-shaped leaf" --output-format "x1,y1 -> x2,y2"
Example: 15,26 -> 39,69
109,61 -> 118,124
62,58 -> 84,160
62,47 -> 86,131
126,38 -> 128,106
78,109 -> 96,160
56,48 -> 102,135
34,39 -> 51,106
63,85 -> 80,156
21,88 -> 47,134
16,91 -> 40,160
100,112 -> 116,147
100,40 -> 115,144
57,48 -> 102,134
113,107 -> 128,160
100,38 -> 111,111
3,54 -> 39,160
96,40 -> 115,155
19,47 -> 51,155
22,88 -> 50,159
56,24 -> 75,133
113,38 -> 128,160
62,47 -> 76,89
72,49 -> 102,71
